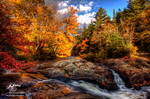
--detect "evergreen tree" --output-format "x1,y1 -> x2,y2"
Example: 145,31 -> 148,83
94,8 -> 108,31
116,0 -> 150,52
112,9 -> 117,23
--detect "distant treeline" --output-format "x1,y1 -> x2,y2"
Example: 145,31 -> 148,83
72,0 -> 150,61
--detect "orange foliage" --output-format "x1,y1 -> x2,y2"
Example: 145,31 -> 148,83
55,33 -> 74,57
3,0 -> 59,58
55,7 -> 79,57
63,7 -> 79,43
77,38 -> 89,56
64,7 -> 79,34
9,0 -> 21,4
1,0 -> 79,59
37,5 -> 43,15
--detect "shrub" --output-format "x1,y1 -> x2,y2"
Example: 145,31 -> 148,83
106,32 -> 132,58
0,52 -> 35,71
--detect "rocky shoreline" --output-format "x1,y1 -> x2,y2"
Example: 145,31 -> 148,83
0,57 -> 150,99
104,58 -> 150,89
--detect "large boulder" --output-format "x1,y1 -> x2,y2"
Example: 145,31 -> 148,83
39,58 -> 118,90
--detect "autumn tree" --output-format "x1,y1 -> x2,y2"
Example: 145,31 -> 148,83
63,7 -> 79,42
0,0 -> 21,56
73,7 -> 136,60
94,8 -> 108,31
90,8 -> 110,55
55,7 -> 79,57
116,0 -> 150,52
136,3 -> 150,52
4,0 -> 64,60
0,0 -> 10,50
72,22 -> 95,57
0,0 -> 36,71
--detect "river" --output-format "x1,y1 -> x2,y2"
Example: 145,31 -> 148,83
2,57 -> 150,99
34,69 -> 150,99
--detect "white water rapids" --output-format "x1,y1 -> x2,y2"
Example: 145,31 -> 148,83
37,70 -> 150,99
67,70 -> 149,99
3,66 -> 150,99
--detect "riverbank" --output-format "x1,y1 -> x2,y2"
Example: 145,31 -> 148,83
0,56 -> 150,99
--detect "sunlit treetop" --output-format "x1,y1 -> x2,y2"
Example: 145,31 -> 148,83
9,0 -> 22,4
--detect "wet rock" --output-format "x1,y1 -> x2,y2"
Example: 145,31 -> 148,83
43,68 -> 65,78
8,80 -> 101,99
40,59 -> 118,90
135,59 -> 150,68
104,59 -> 150,89
55,92 -> 101,99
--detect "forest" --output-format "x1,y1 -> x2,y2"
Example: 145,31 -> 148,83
1,0 -> 150,64
0,0 -> 150,99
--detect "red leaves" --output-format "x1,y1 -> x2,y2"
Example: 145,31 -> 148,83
0,52 -> 35,71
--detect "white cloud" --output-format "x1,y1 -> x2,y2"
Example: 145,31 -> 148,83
58,1 -> 69,14
79,5 -> 91,12
58,2 -> 79,14
58,5 -> 78,14
58,1 -> 94,14
78,12 -> 96,24
89,1 -> 94,6
79,1 -> 93,12
58,1 -> 69,8
58,0 -> 79,14
58,8 -> 68,14
57,1 -> 95,25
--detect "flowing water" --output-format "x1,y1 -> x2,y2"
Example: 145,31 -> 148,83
3,70 -> 150,99
111,70 -> 126,89
34,70 -> 149,99
2,57 -> 150,99
66,70 -> 149,99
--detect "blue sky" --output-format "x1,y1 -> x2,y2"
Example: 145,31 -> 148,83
46,0 -> 128,25
93,0 -> 128,18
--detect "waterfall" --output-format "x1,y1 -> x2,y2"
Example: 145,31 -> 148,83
34,69 -> 148,99
66,70 -> 148,99
4,69 -> 148,99
111,70 -> 126,89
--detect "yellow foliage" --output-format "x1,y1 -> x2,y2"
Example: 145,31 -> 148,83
9,0 -> 22,4
55,33 -> 74,57
37,6 -> 43,15
64,7 -> 79,35
5,0 -> 78,58
130,46 -> 138,57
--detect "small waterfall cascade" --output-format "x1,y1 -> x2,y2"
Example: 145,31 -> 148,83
67,70 -> 148,99
3,67 -> 149,99
111,70 -> 126,89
